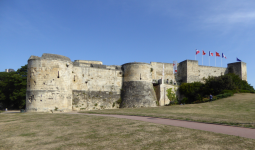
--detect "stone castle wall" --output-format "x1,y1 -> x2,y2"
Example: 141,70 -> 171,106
121,63 -> 157,108
26,53 -> 247,112
71,62 -> 122,110
151,62 -> 175,83
26,54 -> 73,112
228,62 -> 247,81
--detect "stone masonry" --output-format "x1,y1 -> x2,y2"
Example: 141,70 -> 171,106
26,53 -> 247,112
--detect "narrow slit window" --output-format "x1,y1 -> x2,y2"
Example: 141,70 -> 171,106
140,73 -> 142,80
74,75 -> 75,81
57,71 -> 60,78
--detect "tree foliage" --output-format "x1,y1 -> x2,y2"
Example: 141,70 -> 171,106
0,65 -> 27,109
179,73 -> 254,103
166,88 -> 177,104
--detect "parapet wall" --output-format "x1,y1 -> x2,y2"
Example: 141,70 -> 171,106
178,60 -> 230,83
198,65 -> 228,81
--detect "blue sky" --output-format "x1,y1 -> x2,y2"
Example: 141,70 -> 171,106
1,0 -> 254,87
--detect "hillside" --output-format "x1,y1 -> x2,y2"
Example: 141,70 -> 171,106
82,93 -> 255,128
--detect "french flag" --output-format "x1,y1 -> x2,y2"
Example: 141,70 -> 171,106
209,51 -> 213,56
196,49 -> 200,55
222,53 -> 227,59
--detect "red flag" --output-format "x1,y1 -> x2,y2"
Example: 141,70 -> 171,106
196,49 -> 200,55
203,50 -> 206,55
216,52 -> 220,57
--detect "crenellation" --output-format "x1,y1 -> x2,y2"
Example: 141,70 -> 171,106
26,53 -> 248,112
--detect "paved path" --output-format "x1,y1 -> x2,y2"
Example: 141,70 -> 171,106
66,111 -> 255,140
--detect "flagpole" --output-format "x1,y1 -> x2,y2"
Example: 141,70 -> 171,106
209,55 -> 210,66
195,49 -> 196,60
221,56 -> 222,67
215,52 -> 216,67
202,52 -> 203,65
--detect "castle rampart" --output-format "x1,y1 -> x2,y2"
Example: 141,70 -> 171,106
121,63 -> 157,108
26,53 -> 247,112
228,62 -> 247,81
71,61 -> 122,110
26,54 -> 73,112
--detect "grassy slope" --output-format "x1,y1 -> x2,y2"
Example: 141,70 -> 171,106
0,113 -> 255,150
82,93 -> 255,128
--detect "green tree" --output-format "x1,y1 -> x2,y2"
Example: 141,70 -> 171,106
166,87 -> 177,104
0,65 -> 27,109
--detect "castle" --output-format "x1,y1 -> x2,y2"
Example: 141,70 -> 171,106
26,53 -> 247,112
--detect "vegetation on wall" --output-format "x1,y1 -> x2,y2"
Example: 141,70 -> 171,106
179,73 -> 254,104
166,88 -> 177,104
0,65 -> 27,109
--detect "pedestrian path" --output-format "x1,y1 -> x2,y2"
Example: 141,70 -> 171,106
66,111 -> 255,140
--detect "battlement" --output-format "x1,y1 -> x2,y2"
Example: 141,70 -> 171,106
74,60 -> 103,65
28,53 -> 72,62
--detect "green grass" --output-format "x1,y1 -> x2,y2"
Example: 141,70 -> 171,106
81,93 -> 255,128
0,113 -> 254,149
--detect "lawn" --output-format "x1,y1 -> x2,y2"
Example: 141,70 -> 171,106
0,113 -> 255,150
82,93 -> 255,128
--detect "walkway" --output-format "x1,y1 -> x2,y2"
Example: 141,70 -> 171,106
66,111 -> 255,140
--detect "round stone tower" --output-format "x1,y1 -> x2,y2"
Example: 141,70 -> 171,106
120,62 -> 157,108
26,53 -> 73,112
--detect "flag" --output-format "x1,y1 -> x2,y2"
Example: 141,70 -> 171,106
203,50 -> 206,55
216,52 -> 220,57
173,61 -> 177,73
196,49 -> 200,55
237,58 -> 241,62
222,53 -> 227,59
209,51 -> 213,56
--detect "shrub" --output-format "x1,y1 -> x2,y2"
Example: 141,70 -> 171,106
216,94 -> 222,99
221,90 -> 234,94
116,98 -> 122,104
182,97 -> 189,104
240,90 -> 251,93
54,107 -> 58,111
156,100 -> 159,106
179,82 -> 204,103
210,96 -> 217,101
179,73 -> 254,103
166,88 -> 177,102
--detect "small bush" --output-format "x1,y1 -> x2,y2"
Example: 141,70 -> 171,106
54,107 -> 58,111
116,98 -> 122,104
240,90 -> 251,93
221,90 -> 235,94
182,97 -> 189,104
212,96 -> 218,101
203,98 -> 209,102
